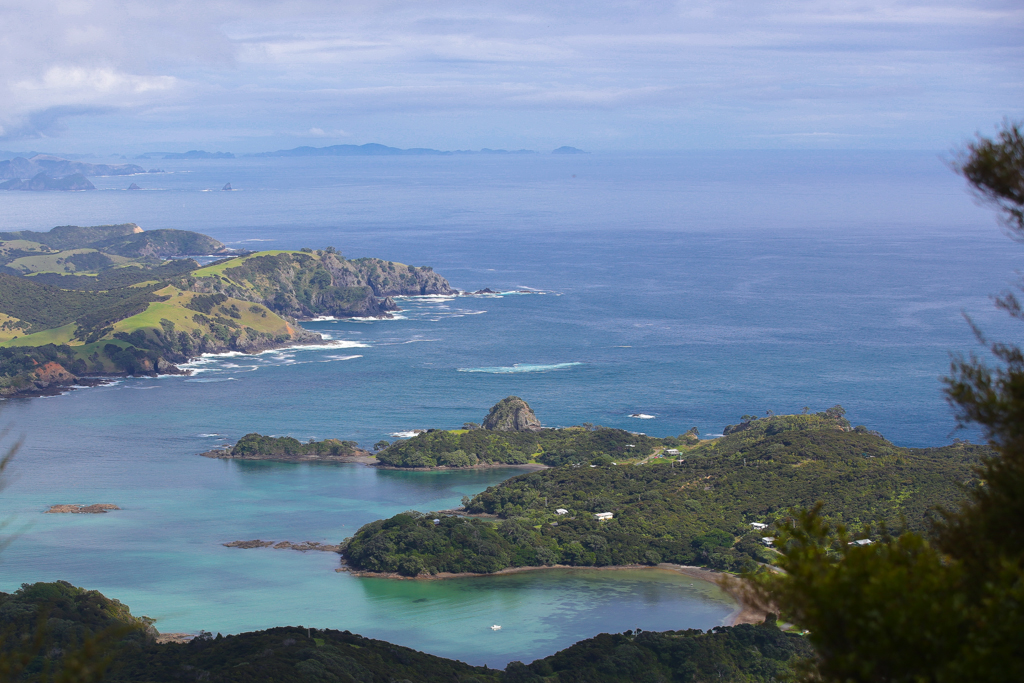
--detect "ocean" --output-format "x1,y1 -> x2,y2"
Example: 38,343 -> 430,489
0,150 -> 1017,666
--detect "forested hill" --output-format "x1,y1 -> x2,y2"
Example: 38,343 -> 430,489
342,411 -> 987,576
0,225 -> 456,395
2,581 -> 811,683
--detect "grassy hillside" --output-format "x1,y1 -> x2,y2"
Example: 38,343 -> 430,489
342,411 -> 987,576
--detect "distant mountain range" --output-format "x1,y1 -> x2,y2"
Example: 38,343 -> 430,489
249,143 -> 543,157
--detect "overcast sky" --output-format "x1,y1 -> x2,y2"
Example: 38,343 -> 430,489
1,1 -> 1021,153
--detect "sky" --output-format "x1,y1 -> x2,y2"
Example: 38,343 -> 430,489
0,0 -> 1021,153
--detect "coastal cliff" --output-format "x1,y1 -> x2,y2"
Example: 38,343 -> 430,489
190,249 -> 455,320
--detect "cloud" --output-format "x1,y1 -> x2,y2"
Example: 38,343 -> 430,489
0,0 -> 1020,148
0,105 -> 114,140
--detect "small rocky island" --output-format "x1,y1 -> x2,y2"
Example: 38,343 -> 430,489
46,504 -> 120,514
202,433 -> 374,463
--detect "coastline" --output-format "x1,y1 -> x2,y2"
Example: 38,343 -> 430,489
371,462 -> 549,472
337,562 -> 764,626
656,564 -> 768,626
200,448 -> 377,464
0,333 -> 353,400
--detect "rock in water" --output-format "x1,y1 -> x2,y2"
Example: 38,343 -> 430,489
481,396 -> 541,431
222,182 -> 232,191
127,183 -> 140,190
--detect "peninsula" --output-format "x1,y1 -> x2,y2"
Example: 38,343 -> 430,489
341,406 -> 987,577
0,224 -> 456,396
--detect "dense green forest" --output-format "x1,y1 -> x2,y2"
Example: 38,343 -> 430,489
343,412 -> 987,575
1,581 -> 808,682
0,274 -> 166,336
376,426 -> 693,468
231,433 -> 361,457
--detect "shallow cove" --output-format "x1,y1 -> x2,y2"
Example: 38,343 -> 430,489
0,386 -> 734,667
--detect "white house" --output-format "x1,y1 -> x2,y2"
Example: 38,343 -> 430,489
750,522 -> 768,530
761,537 -> 775,546
555,508 -> 568,515
665,448 -> 680,456
849,539 -> 873,546
595,512 -> 614,521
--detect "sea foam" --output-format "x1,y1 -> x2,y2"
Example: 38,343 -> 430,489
457,362 -> 583,374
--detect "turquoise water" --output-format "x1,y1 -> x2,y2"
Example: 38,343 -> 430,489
0,150 -> 1019,665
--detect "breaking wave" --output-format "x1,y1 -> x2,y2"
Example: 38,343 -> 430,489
457,362 -> 583,374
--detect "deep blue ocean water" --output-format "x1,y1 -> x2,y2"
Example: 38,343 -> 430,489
0,150 -> 1019,665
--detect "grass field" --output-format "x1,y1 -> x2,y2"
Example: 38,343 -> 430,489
0,323 -> 78,347
110,289 -> 290,338
191,250 -> 304,278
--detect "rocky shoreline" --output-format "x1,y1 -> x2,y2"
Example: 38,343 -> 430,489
0,335 -> 335,400
224,539 -> 341,553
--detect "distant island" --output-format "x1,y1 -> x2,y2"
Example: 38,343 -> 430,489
248,143 -> 536,157
341,406 -> 988,578
0,224 -> 457,397
0,154 -> 150,192
551,146 -> 588,154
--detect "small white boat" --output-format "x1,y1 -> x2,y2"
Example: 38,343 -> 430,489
490,625 -> 501,631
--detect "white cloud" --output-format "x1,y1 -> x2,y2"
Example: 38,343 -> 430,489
15,67 -> 176,95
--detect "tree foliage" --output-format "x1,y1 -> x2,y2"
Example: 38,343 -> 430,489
231,433 -> 359,457
377,426 -> 663,468
747,121 -> 1024,682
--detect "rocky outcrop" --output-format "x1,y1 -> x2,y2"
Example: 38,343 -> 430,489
0,361 -> 83,397
481,396 -> 542,431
